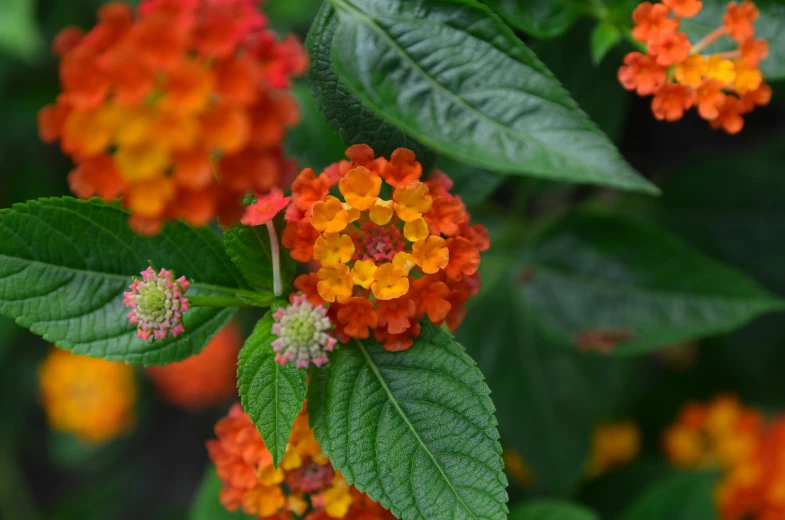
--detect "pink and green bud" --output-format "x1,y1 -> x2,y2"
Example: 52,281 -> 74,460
271,293 -> 336,369
124,267 -> 190,342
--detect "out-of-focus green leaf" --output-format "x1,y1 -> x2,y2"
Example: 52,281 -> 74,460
621,472 -> 718,520
306,3 -> 436,171
322,0 -> 657,194
0,198 -> 250,365
591,21 -> 623,64
459,252 -> 637,494
681,0 -> 785,80
237,312 -> 307,468
191,465 -> 255,520
0,0 -> 43,61
483,0 -> 582,38
509,500 -> 600,520
520,210 -> 784,354
308,324 -> 509,520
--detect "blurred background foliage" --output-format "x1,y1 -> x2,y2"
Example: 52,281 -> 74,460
1,0 -> 784,519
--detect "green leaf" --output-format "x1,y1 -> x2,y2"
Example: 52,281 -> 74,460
483,0 -> 582,39
591,21 -> 622,64
306,3 -> 436,172
528,21 -> 630,143
0,0 -> 43,61
459,263 -> 636,494
0,197 -> 249,365
680,0 -> 785,80
621,472 -> 718,520
237,312 -> 307,468
323,0 -> 657,194
509,500 -> 600,520
308,324 -> 508,520
519,210 -> 784,354
224,217 -> 296,294
191,465 -> 255,520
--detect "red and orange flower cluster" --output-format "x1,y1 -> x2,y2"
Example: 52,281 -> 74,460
282,145 -> 489,352
38,0 -> 307,234
663,395 -> 785,519
207,404 -> 394,519
619,0 -> 770,134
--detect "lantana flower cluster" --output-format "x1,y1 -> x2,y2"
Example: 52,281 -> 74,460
207,404 -> 394,519
146,322 -> 241,409
618,0 -> 770,134
282,145 -> 490,352
38,0 -> 307,234
663,395 -> 785,519
38,348 -> 137,444
124,267 -> 190,342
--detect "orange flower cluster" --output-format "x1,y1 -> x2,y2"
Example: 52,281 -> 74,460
663,395 -> 762,470
38,0 -> 307,234
662,395 -> 785,519
207,403 -> 394,519
38,347 -> 136,444
282,145 -> 490,352
146,322 -> 241,410
619,0 -> 770,134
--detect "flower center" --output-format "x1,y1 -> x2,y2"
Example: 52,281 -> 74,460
137,282 -> 171,322
284,309 -> 319,347
353,222 -> 405,263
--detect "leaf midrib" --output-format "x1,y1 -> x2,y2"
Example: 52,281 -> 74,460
327,0 -> 652,191
355,340 -> 479,520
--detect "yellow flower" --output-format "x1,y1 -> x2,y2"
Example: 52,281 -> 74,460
311,195 -> 349,233
323,473 -> 354,518
392,251 -> 415,275
371,263 -> 409,300
706,55 -> 736,85
411,235 -> 449,274
403,217 -> 429,242
351,259 -> 377,289
115,142 -> 170,182
734,61 -> 763,94
313,233 -> 354,266
369,199 -> 394,225
317,264 -> 353,302
674,54 -> 708,87
393,182 -> 433,222
338,166 -> 382,210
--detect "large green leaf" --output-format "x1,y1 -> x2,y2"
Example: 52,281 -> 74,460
459,258 -> 637,494
237,312 -> 307,467
306,3 -> 436,172
509,500 -> 599,520
621,472 -> 717,520
681,0 -> 785,80
436,157 -> 504,208
224,216 -> 296,294
482,0 -> 582,39
520,211 -> 784,354
191,465 -> 254,520
286,81 -> 347,172
323,0 -> 657,194
308,324 -> 508,520
0,197 -> 251,365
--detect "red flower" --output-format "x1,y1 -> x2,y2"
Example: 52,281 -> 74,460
241,188 -> 291,226
618,52 -> 667,96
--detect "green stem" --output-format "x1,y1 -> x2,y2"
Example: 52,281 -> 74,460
189,295 -> 260,308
